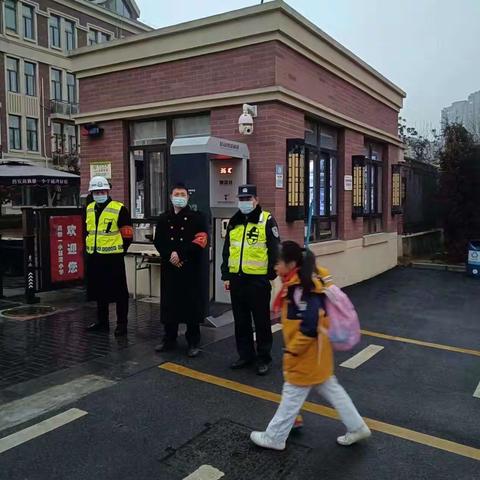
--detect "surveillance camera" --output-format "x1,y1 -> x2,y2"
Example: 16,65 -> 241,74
238,112 -> 254,135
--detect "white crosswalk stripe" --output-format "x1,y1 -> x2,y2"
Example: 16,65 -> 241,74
340,345 -> 384,369
0,408 -> 87,454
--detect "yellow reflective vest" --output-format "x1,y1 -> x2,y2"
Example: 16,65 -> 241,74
228,210 -> 270,275
86,200 -> 124,254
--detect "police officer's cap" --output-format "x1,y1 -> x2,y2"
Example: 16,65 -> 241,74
237,184 -> 257,198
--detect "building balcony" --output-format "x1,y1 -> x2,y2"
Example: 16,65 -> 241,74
52,151 -> 80,174
49,100 -> 79,119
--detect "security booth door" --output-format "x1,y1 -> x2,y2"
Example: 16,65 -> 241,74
170,136 -> 248,310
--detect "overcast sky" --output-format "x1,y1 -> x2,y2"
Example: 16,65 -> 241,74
136,0 -> 480,135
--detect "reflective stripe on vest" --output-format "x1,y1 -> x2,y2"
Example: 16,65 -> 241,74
85,200 -> 124,254
228,210 -> 270,275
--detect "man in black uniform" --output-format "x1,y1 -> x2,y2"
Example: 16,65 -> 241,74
221,184 -> 280,375
154,183 -> 208,357
85,176 -> 133,337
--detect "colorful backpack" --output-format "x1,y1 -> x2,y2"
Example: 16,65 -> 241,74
324,285 -> 361,351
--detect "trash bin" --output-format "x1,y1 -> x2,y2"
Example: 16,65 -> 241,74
467,241 -> 480,277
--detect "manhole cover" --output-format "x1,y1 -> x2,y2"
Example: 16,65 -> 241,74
160,419 -> 310,480
0,305 -> 57,320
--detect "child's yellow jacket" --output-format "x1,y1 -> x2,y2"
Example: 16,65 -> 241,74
281,268 -> 334,386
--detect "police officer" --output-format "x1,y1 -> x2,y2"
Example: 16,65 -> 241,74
85,176 -> 133,336
221,184 -> 280,375
154,183 -> 208,357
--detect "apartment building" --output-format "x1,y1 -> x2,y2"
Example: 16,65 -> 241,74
0,0 -> 150,175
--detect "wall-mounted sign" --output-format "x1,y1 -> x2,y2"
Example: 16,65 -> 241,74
276,164 -> 284,189
90,161 -> 112,180
220,167 -> 233,175
344,175 -> 353,191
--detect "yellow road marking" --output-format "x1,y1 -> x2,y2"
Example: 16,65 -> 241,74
361,330 -> 480,357
159,362 -> 480,462
270,324 -> 480,357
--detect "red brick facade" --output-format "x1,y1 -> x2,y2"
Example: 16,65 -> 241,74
79,39 -> 401,246
79,41 -> 398,140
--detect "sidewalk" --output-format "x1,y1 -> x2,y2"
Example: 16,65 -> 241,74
0,294 -> 163,391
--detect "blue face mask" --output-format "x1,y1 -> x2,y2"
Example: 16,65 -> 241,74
172,196 -> 188,209
238,200 -> 255,215
93,194 -> 108,204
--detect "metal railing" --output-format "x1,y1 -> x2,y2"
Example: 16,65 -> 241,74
50,100 -> 79,116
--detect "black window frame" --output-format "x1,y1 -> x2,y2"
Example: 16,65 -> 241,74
49,14 -> 61,48
9,115 -> 22,150
51,68 -> 62,101
363,141 -> 384,234
24,61 -> 36,96
22,3 -> 35,40
66,73 -> 76,104
305,146 -> 338,242
7,57 -> 19,93
129,145 -> 169,220
5,0 -> 17,33
26,117 -> 38,152
304,119 -> 339,243
64,19 -> 75,50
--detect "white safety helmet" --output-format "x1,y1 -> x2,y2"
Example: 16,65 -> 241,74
88,176 -> 110,192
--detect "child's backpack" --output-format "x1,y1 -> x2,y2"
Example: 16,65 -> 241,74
324,285 -> 360,351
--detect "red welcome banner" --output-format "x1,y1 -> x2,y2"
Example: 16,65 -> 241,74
49,215 -> 84,283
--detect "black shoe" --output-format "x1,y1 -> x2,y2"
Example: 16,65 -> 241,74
114,326 -> 128,337
256,361 -> 271,376
230,358 -> 254,370
86,322 -> 109,332
187,346 -> 201,358
155,340 -> 177,353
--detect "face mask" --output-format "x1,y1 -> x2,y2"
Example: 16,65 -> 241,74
93,194 -> 108,204
172,196 -> 188,208
238,200 -> 254,214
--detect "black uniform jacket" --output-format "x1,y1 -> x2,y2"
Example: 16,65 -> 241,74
154,205 -> 208,323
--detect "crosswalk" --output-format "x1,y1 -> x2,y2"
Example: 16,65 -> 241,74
0,408 -> 87,454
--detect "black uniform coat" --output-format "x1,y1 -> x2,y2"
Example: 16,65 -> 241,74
154,205 -> 208,325
85,198 -> 132,303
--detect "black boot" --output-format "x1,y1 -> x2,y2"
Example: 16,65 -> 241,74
86,322 -> 109,332
114,325 -> 128,337
155,340 -> 177,353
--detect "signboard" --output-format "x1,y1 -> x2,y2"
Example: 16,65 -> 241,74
468,249 -> 480,266
344,175 -> 353,191
90,161 -> 112,179
276,164 -> 284,189
49,215 -> 84,283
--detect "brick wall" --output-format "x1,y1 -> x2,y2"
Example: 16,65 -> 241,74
274,43 -> 398,136
79,43 -> 276,113
79,120 -> 128,201
212,102 -> 305,244
79,41 -> 398,140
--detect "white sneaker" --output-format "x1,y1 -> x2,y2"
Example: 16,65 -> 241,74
337,424 -> 371,446
250,431 -> 286,451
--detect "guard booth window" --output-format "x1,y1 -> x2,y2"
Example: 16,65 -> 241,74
129,115 -> 211,224
304,119 -> 338,242
363,141 -> 384,234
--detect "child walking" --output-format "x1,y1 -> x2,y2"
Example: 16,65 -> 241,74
250,241 -> 371,451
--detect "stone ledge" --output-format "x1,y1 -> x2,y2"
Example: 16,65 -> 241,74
310,240 -> 346,256
363,232 -> 391,247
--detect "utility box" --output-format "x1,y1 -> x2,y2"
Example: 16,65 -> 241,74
467,241 -> 480,278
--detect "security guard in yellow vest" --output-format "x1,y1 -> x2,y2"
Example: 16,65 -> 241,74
85,176 -> 133,337
221,184 -> 280,375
